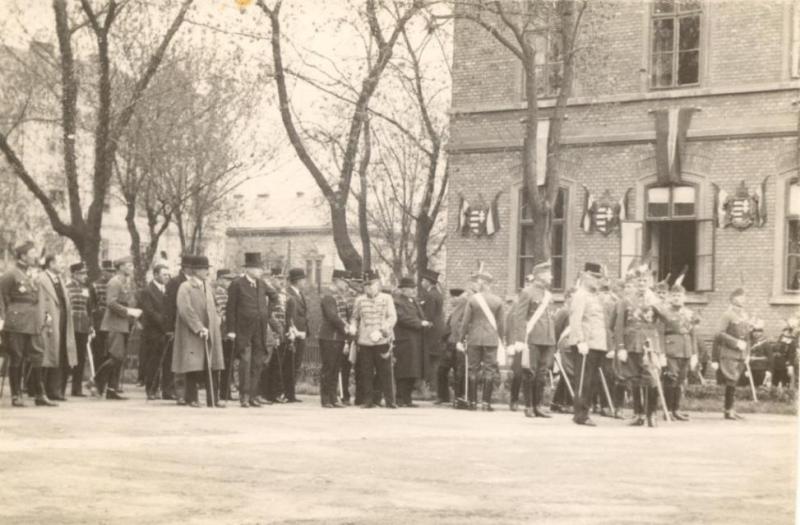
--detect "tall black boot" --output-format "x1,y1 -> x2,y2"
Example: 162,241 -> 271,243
10,366 -> 24,406
482,377 -> 494,409
533,380 -> 551,418
467,375 -> 478,407
724,386 -> 742,419
672,386 -> 689,421
33,368 -> 57,406
630,386 -> 645,426
646,387 -> 658,427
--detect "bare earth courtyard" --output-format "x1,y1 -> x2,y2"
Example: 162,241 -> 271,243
0,391 -> 796,525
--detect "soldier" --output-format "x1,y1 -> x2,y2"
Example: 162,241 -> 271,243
139,264 -> 170,400
458,263 -> 505,411
713,287 -> 753,420
89,259 -> 114,386
550,287 -> 575,414
173,256 -> 225,408
661,283 -> 699,421
318,269 -> 353,408
226,252 -> 273,408
341,274 -> 362,405
392,277 -> 431,407
65,262 -> 94,397
509,262 -> 556,419
614,266 -> 666,427
38,254 -> 77,401
595,274 -> 621,418
94,257 -> 141,400
0,241 -> 51,407
214,269 -> 236,401
284,268 -> 310,402
569,263 -> 609,426
419,269 -> 445,401
164,256 -> 190,403
442,286 -> 470,406
350,270 -> 397,409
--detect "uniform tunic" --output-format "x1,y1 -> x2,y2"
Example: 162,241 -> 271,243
662,305 -> 699,386
716,305 -> 752,386
614,292 -> 664,387
0,263 -> 45,365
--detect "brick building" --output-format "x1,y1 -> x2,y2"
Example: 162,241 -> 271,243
447,0 -> 800,337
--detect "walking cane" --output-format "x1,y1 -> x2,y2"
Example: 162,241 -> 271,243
84,333 -> 98,396
553,352 -> 575,399
463,346 -> 469,406
203,336 -> 216,406
598,367 -> 615,413
0,354 -> 6,399
384,340 -> 396,406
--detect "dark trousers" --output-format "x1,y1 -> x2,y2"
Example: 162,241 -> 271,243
94,354 -> 122,394
236,325 -> 266,402
572,348 -> 605,422
396,377 -> 415,405
320,339 -> 345,405
453,349 -> 466,400
5,333 -> 44,398
45,335 -> 70,399
359,344 -> 394,406
265,343 -> 286,400
339,346 -> 352,402
467,345 -> 499,404
283,338 -> 305,400
185,365 -> 220,406
510,352 -> 523,404
90,331 -> 107,379
521,345 -> 555,409
219,338 -> 235,401
71,332 -> 89,395
137,338 -> 148,384
436,345 -> 457,402
142,333 -> 168,397
161,341 -> 176,399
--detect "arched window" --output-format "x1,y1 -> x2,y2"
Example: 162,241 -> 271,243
518,187 -> 568,291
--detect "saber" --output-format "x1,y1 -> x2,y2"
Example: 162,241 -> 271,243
0,355 -> 6,399
553,352 -> 575,399
464,346 -> 469,406
337,370 -> 344,401
598,367 -> 615,413
203,336 -> 216,406
745,359 -> 758,402
84,333 -> 98,396
578,352 -> 587,398
645,341 -> 671,423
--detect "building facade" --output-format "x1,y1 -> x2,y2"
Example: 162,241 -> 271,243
447,0 -> 800,337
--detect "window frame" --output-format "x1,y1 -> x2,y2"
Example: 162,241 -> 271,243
645,183 -> 698,221
520,13 -> 564,101
784,176 -> 800,293
649,0 -> 703,90
517,186 -> 569,292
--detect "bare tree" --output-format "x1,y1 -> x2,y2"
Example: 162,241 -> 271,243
254,0 -> 422,273
0,0 -> 194,280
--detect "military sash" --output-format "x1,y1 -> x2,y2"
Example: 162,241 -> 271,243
474,292 -> 506,364
521,290 -> 552,369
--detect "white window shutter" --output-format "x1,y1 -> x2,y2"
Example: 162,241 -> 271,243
620,221 -> 644,278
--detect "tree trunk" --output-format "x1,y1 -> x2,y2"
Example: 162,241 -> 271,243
330,198 -> 363,273
415,213 -> 431,287
124,197 -> 147,287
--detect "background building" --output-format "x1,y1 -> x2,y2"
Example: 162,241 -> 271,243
447,0 -> 800,337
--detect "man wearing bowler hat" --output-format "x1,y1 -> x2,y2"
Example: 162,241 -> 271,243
226,252 -> 273,407
419,269 -> 445,401
393,276 -> 432,407
285,267 -> 310,402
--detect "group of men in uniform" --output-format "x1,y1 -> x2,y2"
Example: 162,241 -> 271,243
0,239 -> 777,422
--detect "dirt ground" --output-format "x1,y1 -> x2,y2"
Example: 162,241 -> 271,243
0,389 -> 796,525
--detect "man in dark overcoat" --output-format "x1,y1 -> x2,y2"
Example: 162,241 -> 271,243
419,269 -> 445,402
139,263 -> 171,400
392,277 -> 431,407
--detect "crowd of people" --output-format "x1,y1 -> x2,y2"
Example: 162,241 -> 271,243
0,240 -> 795,426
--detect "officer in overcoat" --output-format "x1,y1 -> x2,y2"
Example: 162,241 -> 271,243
392,277 -> 431,407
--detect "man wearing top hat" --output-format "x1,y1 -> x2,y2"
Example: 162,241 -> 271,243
0,241 -> 51,406
65,262 -> 95,397
284,267 -> 310,402
393,277 -> 432,407
318,269 -> 353,408
94,256 -> 141,400
350,269 -> 397,408
508,261 -> 556,418
226,252 -> 273,407
419,269 -> 445,400
38,253 -> 77,401
569,262 -> 609,426
173,255 -> 225,408
458,262 -> 505,411
139,263 -> 171,400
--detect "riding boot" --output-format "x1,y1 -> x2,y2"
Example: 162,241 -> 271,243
482,377 -> 494,405
672,386 -> 689,421
467,376 -> 478,405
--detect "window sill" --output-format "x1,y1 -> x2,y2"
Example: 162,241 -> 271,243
769,294 -> 800,306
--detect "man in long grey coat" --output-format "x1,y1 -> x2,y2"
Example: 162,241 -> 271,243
38,254 -> 77,401
173,256 -> 225,408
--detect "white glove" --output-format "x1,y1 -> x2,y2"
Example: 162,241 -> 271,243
422,321 -> 432,328
690,354 -> 698,370
788,365 -> 795,379
617,349 -> 628,363
736,340 -> 747,351
514,342 -> 525,354
762,371 -> 772,387
658,353 -> 667,368
456,342 -> 465,353
0,319 -> 4,331
577,342 -> 589,356
227,332 -> 236,340
127,308 -> 143,319
711,362 -> 719,371
198,328 -> 209,339
605,350 -> 614,359
296,331 -> 307,340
